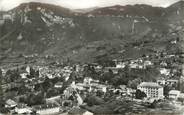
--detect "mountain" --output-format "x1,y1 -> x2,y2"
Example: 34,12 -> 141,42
85,4 -> 164,18
0,1 -> 183,65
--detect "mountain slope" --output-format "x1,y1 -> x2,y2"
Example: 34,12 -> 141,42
0,2 -> 183,64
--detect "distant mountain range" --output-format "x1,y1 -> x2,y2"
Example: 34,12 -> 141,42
0,1 -> 183,64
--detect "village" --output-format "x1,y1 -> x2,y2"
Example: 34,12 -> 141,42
0,50 -> 184,115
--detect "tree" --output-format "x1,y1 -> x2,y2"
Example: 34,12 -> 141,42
101,69 -> 114,83
41,77 -> 52,92
85,95 -> 105,106
0,87 -> 4,108
27,92 -> 45,106
135,89 -> 147,99
96,90 -> 104,97
0,69 -> 2,79
127,78 -> 141,89
27,67 -> 37,78
111,75 -> 121,86
178,97 -> 184,105
46,88 -> 58,98
0,69 -> 4,100
164,85 -> 171,98
149,100 -> 157,108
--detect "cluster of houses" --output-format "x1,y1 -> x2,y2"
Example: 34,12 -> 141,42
2,82 -> 94,115
113,58 -> 153,69
0,65 -> 97,114
1,50 -> 184,114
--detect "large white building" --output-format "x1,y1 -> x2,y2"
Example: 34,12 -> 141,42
137,82 -> 164,99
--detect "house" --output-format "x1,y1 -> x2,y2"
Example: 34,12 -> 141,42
46,96 -> 61,103
91,83 -> 107,93
116,62 -> 126,68
160,68 -> 170,76
160,61 -> 168,67
26,66 -> 31,74
75,64 -> 82,72
63,87 -> 76,99
83,77 -> 93,84
5,99 -> 17,108
54,82 -> 63,88
137,82 -> 164,99
129,63 -> 139,69
157,79 -> 178,86
76,93 -> 83,105
68,107 -> 93,115
104,67 -> 119,74
0,68 -> 6,76
15,104 -> 32,114
157,78 -> 166,85
74,83 -> 88,91
179,93 -> 184,99
126,88 -> 136,96
169,90 -> 181,100
20,73 -> 28,79
33,103 -> 60,115
144,60 -> 153,66
2,13 -> 12,20
165,79 -> 178,86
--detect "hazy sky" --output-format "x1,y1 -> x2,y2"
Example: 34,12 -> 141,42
0,0 -> 181,11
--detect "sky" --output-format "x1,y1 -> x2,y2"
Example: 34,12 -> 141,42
0,0 -> 181,11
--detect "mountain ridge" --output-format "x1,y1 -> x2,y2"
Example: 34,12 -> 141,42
0,1 -> 183,64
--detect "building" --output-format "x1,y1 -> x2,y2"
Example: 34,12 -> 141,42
116,62 -> 126,68
104,67 -> 119,74
54,82 -> 63,88
33,103 -> 60,115
5,99 -> 17,108
46,96 -> 61,103
157,78 -> 166,85
15,104 -> 32,114
169,90 -> 181,100
90,83 -> 107,93
165,79 -> 178,86
144,60 -> 153,66
137,82 -> 164,99
84,77 -> 93,84
157,79 -> 178,86
160,68 -> 170,76
2,13 -> 12,20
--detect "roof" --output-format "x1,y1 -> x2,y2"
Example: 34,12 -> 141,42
179,93 -> 184,97
138,82 -> 162,88
68,107 -> 89,115
55,82 -> 63,86
16,103 -> 28,108
157,77 -> 166,81
6,99 -> 17,106
33,103 -> 59,110
167,79 -> 178,82
169,90 -> 180,95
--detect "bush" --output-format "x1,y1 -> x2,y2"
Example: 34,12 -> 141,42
135,89 -> 147,99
